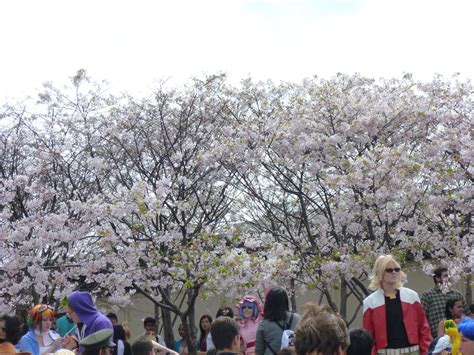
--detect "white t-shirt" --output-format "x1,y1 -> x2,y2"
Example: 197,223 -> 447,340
117,339 -> 125,355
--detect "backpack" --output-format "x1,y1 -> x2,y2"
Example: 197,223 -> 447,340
263,313 -> 295,354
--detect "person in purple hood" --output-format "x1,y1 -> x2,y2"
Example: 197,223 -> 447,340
61,291 -> 113,352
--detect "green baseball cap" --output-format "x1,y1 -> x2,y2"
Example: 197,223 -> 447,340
79,329 -> 115,350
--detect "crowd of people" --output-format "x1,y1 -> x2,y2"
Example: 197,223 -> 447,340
1,255 -> 474,355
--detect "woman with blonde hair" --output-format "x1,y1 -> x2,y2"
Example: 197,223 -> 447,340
362,255 -> 431,355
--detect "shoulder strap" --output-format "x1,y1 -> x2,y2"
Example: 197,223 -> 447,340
275,313 -> 293,331
263,339 -> 277,355
287,313 -> 294,330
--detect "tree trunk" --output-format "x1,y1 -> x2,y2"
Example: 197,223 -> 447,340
340,279 -> 347,321
155,303 -> 161,334
290,278 -> 297,312
181,315 -> 198,355
161,287 -> 175,349
185,289 -> 198,355
466,274 -> 472,306
322,282 -> 338,313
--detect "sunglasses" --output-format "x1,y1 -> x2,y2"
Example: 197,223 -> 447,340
385,267 -> 401,273
0,327 -> 6,331
242,306 -> 253,310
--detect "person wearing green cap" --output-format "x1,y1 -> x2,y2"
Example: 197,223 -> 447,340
79,329 -> 116,355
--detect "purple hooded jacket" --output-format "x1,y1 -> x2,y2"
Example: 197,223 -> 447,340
68,291 -> 113,340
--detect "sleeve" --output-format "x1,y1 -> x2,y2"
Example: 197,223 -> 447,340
19,335 -> 35,354
206,332 -> 214,350
416,301 -> 432,355
420,292 -> 430,317
362,305 -> 374,337
124,342 -> 133,355
362,303 -> 376,355
174,340 -> 180,352
255,322 -> 265,355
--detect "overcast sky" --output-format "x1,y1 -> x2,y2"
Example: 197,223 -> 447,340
1,0 -> 473,99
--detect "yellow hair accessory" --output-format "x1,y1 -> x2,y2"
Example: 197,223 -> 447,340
444,320 -> 460,355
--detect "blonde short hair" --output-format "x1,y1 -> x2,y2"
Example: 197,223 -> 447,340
368,255 -> 407,290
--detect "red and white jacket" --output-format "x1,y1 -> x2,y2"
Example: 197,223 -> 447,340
363,287 -> 431,355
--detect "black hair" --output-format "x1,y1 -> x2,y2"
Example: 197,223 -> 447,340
346,328 -> 373,355
470,304 -> 474,314
263,287 -> 290,322
106,313 -> 118,322
0,315 -> 21,344
445,298 -> 463,319
216,306 -> 234,319
433,266 -> 448,284
132,337 -> 154,355
199,314 -> 213,345
143,317 -> 156,326
210,317 -> 239,351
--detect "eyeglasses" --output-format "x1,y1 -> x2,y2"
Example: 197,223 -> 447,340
385,268 -> 401,273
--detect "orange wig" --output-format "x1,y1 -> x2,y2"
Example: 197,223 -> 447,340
28,304 -> 55,330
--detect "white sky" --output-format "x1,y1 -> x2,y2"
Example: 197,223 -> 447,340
1,0 -> 473,99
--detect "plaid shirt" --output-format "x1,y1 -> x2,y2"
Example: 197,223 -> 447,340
420,286 -> 466,337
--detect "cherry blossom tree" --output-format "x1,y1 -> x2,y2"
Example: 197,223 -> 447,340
81,75 -> 270,350
1,71 -> 471,336
0,70 -> 117,313
223,74 -> 473,322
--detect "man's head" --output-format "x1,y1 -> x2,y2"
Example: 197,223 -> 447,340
433,266 -> 449,285
294,303 -> 349,355
143,317 -> 157,335
132,337 -> 154,355
61,291 -> 99,324
458,318 -> 474,355
80,328 -> 115,355
210,316 -> 240,352
346,328 -> 373,355
106,313 -> 118,326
